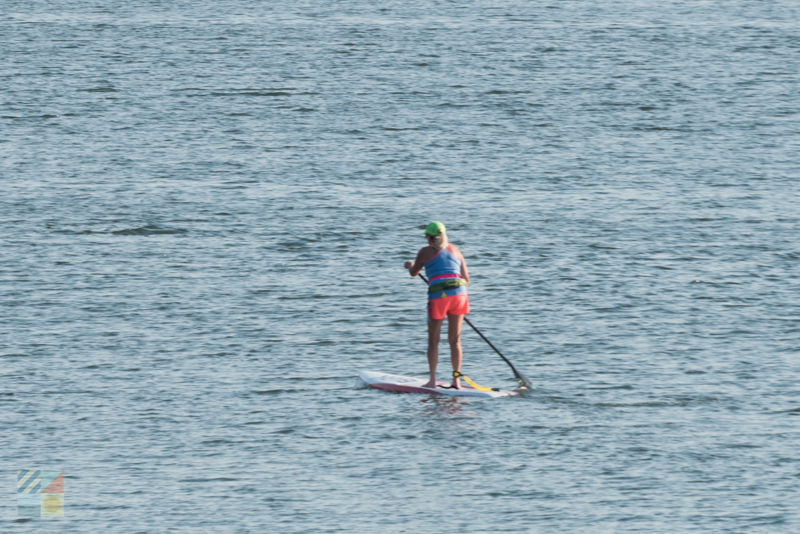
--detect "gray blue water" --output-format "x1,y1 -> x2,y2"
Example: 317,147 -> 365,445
2,0 -> 799,531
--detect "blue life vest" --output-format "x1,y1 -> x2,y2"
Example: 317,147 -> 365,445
423,246 -> 467,300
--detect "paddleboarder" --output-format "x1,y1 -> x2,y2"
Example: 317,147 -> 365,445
404,222 -> 470,389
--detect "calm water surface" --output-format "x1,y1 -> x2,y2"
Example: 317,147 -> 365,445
2,0 -> 799,531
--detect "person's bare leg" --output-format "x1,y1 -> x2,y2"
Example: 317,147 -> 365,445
423,318 -> 443,388
447,313 -> 464,389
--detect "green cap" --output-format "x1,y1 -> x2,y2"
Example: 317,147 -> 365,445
424,221 -> 446,236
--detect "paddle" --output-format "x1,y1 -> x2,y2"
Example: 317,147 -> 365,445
418,274 -> 533,390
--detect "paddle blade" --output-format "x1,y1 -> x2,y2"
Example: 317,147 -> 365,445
514,373 -> 535,391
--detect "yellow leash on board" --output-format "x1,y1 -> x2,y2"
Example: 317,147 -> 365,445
453,371 -> 494,392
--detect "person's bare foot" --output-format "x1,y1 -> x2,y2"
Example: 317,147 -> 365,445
421,380 -> 437,388
450,379 -> 461,390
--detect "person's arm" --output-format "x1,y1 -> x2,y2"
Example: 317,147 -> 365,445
452,245 -> 470,285
404,248 -> 430,277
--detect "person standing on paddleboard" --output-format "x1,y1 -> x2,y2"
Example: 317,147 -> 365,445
404,222 -> 470,389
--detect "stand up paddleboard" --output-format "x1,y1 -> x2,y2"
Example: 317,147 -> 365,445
359,370 -> 517,398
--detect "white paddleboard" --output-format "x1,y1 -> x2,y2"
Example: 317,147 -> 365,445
359,370 -> 518,398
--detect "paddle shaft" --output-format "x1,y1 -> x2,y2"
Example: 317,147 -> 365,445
418,274 -> 531,388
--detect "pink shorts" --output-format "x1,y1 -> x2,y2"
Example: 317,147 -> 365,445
427,294 -> 470,321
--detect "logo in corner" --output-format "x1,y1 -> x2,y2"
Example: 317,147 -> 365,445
18,469 -> 64,517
